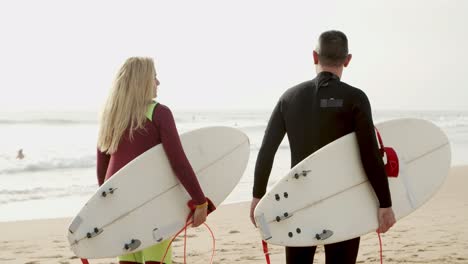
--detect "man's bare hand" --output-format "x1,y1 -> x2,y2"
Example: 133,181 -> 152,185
250,198 -> 261,227
377,207 -> 396,233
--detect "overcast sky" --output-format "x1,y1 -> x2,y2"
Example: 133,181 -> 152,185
1,0 -> 467,112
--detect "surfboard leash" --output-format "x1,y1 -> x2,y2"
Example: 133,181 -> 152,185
159,217 -> 216,264
377,231 -> 384,264
262,240 -> 271,264
160,198 -> 217,264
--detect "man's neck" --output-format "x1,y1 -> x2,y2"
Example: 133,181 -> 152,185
316,65 -> 344,79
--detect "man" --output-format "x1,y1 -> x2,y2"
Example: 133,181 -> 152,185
250,30 -> 396,264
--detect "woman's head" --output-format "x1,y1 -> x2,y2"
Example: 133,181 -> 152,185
115,57 -> 158,99
98,57 -> 158,154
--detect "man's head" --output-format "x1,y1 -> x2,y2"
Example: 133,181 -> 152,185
313,30 -> 352,71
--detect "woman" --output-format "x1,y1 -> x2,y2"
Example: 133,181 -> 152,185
96,57 -> 208,264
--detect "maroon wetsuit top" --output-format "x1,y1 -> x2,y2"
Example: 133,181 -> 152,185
96,104 -> 206,205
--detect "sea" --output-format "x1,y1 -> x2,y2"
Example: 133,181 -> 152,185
0,110 -> 467,222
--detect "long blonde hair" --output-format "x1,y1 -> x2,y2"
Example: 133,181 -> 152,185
97,57 -> 156,154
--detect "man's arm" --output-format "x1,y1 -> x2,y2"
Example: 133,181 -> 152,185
352,91 -> 392,208
251,100 -> 287,226
253,100 -> 287,198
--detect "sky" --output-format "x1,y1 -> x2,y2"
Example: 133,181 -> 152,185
0,0 -> 467,112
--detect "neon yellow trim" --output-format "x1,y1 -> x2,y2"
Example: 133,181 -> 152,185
196,201 -> 208,209
118,239 -> 172,263
145,101 -> 159,121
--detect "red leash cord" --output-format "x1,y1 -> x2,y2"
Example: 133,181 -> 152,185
261,240 -> 271,264
377,231 -> 384,264
160,199 -> 217,264
160,217 -> 216,264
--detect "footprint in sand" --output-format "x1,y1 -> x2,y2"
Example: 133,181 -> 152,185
14,250 -> 35,254
238,256 -> 261,261
37,254 -> 63,259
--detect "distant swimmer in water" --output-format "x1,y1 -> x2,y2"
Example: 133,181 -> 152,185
16,149 -> 25,160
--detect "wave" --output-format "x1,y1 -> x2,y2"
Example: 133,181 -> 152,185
0,156 -> 96,175
0,185 -> 96,205
0,119 -> 97,125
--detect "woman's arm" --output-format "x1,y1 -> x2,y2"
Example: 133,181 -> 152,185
154,105 -> 207,205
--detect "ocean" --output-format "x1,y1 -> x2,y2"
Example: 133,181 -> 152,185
0,110 -> 467,222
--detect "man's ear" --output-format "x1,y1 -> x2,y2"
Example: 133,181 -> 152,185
344,54 -> 352,67
313,50 -> 319,65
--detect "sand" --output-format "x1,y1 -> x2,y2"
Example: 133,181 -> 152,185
1,166 -> 467,264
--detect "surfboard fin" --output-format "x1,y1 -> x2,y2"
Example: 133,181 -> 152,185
69,216 -> 83,234
255,213 -> 272,241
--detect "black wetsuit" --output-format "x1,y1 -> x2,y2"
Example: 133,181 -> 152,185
253,71 -> 392,264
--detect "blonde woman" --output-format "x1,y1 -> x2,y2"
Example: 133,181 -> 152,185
97,57 -> 208,264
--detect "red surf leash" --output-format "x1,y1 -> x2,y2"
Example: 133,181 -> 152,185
262,240 -> 271,264
160,198 -> 217,264
377,231 -> 384,264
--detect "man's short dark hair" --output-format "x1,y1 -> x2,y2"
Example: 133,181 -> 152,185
316,30 -> 349,67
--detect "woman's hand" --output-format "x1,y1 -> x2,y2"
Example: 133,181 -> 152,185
192,203 -> 208,227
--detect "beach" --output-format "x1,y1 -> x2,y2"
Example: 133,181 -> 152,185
0,166 -> 467,264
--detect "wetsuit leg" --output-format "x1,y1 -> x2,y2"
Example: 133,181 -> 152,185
286,246 -> 317,264
142,239 -> 172,264
324,237 -> 360,264
119,250 -> 143,264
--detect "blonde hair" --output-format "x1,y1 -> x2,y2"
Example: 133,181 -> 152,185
97,57 -> 156,154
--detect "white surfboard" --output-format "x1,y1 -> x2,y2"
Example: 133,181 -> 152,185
254,118 -> 451,246
68,127 -> 250,258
